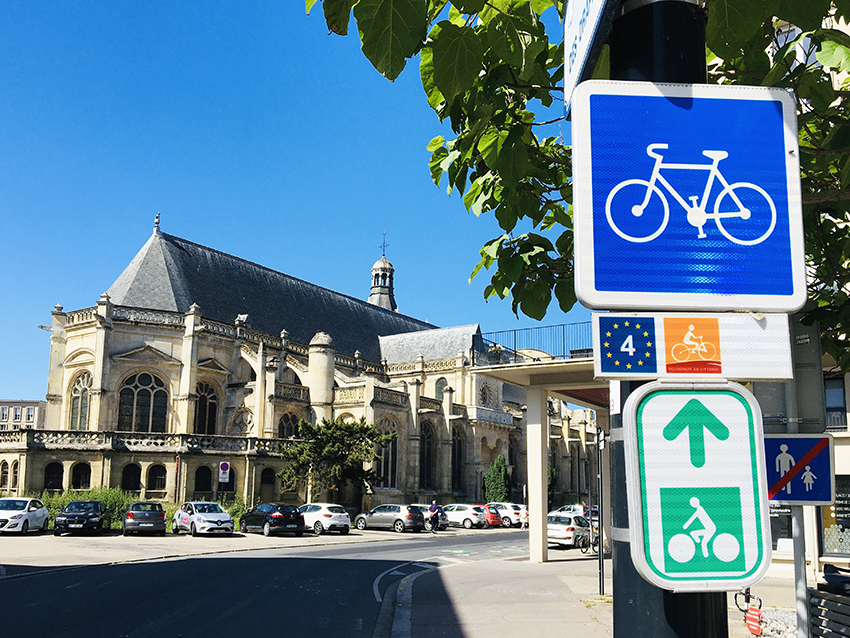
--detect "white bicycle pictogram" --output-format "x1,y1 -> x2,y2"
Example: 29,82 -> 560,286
605,144 -> 777,245
667,496 -> 740,565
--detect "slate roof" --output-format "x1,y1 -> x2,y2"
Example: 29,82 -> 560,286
106,230 -> 437,362
379,324 -> 481,364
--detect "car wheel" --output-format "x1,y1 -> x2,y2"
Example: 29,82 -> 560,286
190,523 -> 198,537
462,518 -> 473,529
340,526 -> 349,535
159,529 -> 167,537
172,521 -> 180,535
483,521 -> 490,529
123,526 -> 129,537
239,520 -> 248,533
42,518 -> 50,533
53,527 -> 61,536
502,518 -> 512,528
393,520 -> 405,533
355,518 -> 367,531
424,520 -> 432,532
313,521 -> 323,535
20,520 -> 28,535
263,522 -> 271,537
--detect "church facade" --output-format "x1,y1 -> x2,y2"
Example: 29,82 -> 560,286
0,223 -> 565,510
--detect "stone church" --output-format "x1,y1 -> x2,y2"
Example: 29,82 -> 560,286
0,220 -> 545,509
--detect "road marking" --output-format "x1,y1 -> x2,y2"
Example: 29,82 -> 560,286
391,568 -> 436,638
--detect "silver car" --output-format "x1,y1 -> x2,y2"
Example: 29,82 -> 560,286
172,502 -> 234,536
123,501 -> 167,536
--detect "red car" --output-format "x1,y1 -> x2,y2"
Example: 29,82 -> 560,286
474,504 -> 502,528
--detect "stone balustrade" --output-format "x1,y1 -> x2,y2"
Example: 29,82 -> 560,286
419,397 -> 442,412
468,405 -> 515,426
275,383 -> 310,402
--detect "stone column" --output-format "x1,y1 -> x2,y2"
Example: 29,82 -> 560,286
44,305 -> 67,429
263,355 -> 278,438
527,387 -> 549,563
307,333 -> 336,424
89,294 -> 113,431
176,304 -> 202,434
254,342 -> 267,436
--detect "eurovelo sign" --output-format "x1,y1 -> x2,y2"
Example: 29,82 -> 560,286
764,434 -> 835,506
624,381 -> 771,591
571,81 -> 806,312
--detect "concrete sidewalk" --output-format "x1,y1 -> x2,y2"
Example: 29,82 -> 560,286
386,552 -> 802,638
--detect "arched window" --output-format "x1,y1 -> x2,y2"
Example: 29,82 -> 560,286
261,468 -> 276,485
0,461 -> 8,489
218,466 -> 236,493
452,428 -> 464,492
121,464 -> 141,491
70,372 -> 92,430
435,377 -> 448,401
419,421 -> 436,491
195,466 -> 212,492
11,461 -> 18,489
118,373 -> 168,432
71,463 -> 91,490
479,384 -> 491,407
194,383 -> 218,435
147,465 -> 167,491
278,413 -> 299,439
44,462 -> 63,491
375,416 -> 398,489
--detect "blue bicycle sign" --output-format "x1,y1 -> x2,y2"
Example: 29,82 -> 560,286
606,144 -> 777,246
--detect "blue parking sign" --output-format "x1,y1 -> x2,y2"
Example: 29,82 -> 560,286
572,81 -> 806,312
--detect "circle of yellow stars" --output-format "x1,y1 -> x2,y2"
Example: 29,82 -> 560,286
603,321 -> 653,369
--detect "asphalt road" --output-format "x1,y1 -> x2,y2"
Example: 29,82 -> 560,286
0,529 -> 530,637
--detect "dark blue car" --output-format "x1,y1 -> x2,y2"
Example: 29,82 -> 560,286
239,503 -> 305,537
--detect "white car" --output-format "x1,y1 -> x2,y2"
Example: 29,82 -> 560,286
299,503 -> 350,535
487,502 -> 525,527
547,514 -> 591,547
172,501 -> 234,536
442,503 -> 486,529
0,497 -> 49,534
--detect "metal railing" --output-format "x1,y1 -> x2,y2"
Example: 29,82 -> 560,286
473,322 -> 592,366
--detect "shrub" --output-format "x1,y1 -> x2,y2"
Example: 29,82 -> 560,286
484,454 -> 510,503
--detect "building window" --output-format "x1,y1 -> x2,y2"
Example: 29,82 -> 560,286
825,377 -> 847,431
194,382 -> 218,435
13,407 -> 21,422
44,462 -> 63,490
0,462 -> 8,489
25,407 -> 34,422
195,466 -> 212,492
435,377 -> 448,401
11,461 -> 18,489
148,465 -> 167,491
278,413 -> 299,439
452,428 -> 464,492
479,384 -> 491,407
376,416 -> 398,489
0,407 -> 7,421
71,463 -> 91,490
70,372 -> 92,431
118,373 -> 168,432
121,464 -> 142,491
419,421 -> 436,491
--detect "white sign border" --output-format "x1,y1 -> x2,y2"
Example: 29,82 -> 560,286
572,80 -> 806,313
623,380 -> 773,592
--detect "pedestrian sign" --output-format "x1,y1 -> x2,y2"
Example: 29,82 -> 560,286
764,434 -> 834,506
571,81 -> 805,312
624,381 -> 772,591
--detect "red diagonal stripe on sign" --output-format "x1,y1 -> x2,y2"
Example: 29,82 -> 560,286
768,438 -> 829,500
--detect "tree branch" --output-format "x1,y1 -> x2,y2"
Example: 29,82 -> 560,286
802,189 -> 850,204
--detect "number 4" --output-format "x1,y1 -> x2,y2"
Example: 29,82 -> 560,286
621,335 -> 636,356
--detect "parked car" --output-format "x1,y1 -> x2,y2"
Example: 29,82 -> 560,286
0,497 -> 49,534
487,502 -> 524,527
172,502 -> 234,536
54,500 -> 107,536
474,503 -> 502,528
411,503 -> 448,531
354,504 -> 424,533
547,514 -> 591,547
299,503 -> 350,535
239,503 -> 305,537
442,504 -> 486,529
123,501 -> 167,536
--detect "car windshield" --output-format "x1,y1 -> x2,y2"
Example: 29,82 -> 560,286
328,506 -> 346,514
66,502 -> 97,513
0,500 -> 27,511
548,516 -> 569,525
131,503 -> 162,512
472,506 -> 483,513
276,505 -> 298,513
195,503 -> 225,514
407,506 -> 421,513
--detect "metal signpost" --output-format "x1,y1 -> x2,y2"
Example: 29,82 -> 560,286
572,81 -> 806,312
563,0 -> 616,116
764,434 -> 835,506
624,381 -> 772,592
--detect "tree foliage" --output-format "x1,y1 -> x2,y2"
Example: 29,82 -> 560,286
277,416 -> 397,495
307,0 -> 850,369
484,453 -> 510,502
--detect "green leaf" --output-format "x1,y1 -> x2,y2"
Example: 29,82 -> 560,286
323,0 -> 356,35
306,0 -> 320,14
420,44 -> 446,111
817,41 -> 850,73
429,146 -> 449,186
835,0 -> 850,23
426,135 -> 445,152
354,0 -> 429,81
553,279 -> 577,313
774,0 -> 832,31
451,0 -> 486,13
430,21 -> 484,104
477,127 -> 508,167
487,15 -> 524,68
798,71 -> 836,111
518,279 -> 551,320
706,0 -> 768,59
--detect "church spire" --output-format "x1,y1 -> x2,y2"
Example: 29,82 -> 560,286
367,237 -> 397,312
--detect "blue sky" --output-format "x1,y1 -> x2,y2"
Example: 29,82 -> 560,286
0,2 -> 587,400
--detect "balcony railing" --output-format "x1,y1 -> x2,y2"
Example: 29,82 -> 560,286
473,322 -> 592,366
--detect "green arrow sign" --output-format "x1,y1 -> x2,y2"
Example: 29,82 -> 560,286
662,399 -> 730,468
